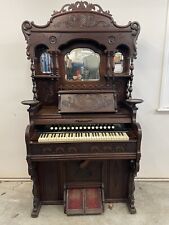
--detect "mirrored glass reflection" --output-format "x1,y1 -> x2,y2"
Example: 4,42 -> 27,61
64,48 -> 100,81
114,52 -> 124,73
40,51 -> 53,74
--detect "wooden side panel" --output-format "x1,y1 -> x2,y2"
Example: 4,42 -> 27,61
37,162 -> 65,202
103,160 -> 129,201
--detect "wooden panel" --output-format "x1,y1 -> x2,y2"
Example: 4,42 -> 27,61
58,92 -> 117,113
37,161 -> 65,202
30,142 -> 137,155
65,161 -> 102,183
103,160 -> 129,200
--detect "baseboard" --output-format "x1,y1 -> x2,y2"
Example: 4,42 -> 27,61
0,178 -> 31,182
0,178 -> 169,182
136,177 -> 169,182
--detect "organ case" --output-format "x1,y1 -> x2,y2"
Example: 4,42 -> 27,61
22,1 -> 142,217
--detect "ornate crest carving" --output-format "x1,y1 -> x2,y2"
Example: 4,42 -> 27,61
52,1 -> 111,17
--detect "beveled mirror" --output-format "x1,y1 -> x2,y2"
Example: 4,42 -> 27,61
64,48 -> 100,81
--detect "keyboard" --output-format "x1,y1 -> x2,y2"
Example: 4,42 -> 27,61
38,131 -> 129,143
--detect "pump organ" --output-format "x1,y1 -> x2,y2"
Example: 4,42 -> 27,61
22,1 -> 142,217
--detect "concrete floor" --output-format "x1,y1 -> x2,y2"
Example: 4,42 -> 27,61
0,181 -> 169,225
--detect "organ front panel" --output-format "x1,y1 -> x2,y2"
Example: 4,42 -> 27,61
22,1 -> 142,217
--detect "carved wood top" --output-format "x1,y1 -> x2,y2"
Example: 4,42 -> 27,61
22,1 -> 140,59
22,1 -> 141,113
51,1 -> 112,17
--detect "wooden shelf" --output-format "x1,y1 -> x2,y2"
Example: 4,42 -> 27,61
114,74 -> 132,78
33,75 -> 59,79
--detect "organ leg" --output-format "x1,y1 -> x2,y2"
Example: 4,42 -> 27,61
27,157 -> 41,217
127,160 -> 137,214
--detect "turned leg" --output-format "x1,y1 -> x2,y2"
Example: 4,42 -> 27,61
27,157 -> 41,218
31,189 -> 41,218
128,180 -> 136,214
127,160 -> 137,214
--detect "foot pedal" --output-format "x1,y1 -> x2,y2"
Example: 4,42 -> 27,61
64,183 -> 104,215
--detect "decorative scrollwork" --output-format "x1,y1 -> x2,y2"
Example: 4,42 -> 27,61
52,1 -> 111,17
22,21 -> 32,38
22,21 -> 32,59
130,22 -> 140,36
31,143 -> 134,155
54,14 -> 110,29
63,82 -> 110,90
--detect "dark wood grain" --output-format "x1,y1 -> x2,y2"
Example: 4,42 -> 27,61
22,1 -> 142,217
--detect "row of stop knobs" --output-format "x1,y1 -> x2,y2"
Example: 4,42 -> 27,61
49,125 -> 115,131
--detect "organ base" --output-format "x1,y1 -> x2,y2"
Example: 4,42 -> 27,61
27,159 -> 137,217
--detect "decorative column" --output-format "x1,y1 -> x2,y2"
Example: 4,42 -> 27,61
55,50 -> 60,80
30,59 -> 37,100
127,58 -> 134,99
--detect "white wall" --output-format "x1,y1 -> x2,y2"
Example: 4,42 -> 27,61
0,0 -> 169,178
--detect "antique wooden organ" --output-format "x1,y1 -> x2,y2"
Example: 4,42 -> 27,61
22,1 -> 142,217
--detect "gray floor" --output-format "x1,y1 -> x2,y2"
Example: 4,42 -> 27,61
0,181 -> 169,225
